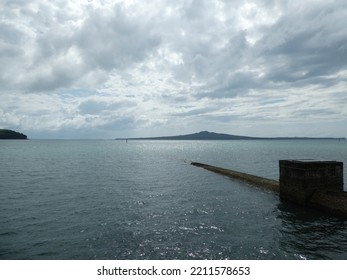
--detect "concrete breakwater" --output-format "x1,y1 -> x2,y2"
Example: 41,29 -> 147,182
191,161 -> 347,218
191,162 -> 279,193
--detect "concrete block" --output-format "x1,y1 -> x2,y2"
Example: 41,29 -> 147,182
279,160 -> 343,205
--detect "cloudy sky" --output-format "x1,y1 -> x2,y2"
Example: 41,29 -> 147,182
1,0 -> 347,139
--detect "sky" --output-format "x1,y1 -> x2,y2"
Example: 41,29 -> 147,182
1,0 -> 347,139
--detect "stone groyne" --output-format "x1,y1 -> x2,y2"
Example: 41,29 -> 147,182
191,161 -> 347,218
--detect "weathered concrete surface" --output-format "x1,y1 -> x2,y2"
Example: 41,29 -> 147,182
191,161 -> 347,218
308,191 -> 347,217
279,160 -> 343,205
191,162 -> 279,193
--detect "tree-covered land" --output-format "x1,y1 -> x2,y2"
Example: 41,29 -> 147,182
0,129 -> 28,139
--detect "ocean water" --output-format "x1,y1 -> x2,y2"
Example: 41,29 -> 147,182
0,139 -> 346,260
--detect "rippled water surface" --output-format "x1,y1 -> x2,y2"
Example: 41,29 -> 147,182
1,140 -> 346,259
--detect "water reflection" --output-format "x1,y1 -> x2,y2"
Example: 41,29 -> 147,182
276,202 -> 347,259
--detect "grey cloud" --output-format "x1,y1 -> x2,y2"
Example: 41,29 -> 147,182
78,100 -> 107,115
200,114 -> 241,123
2,0 -> 347,96
255,1 -> 347,87
171,106 -> 216,117
160,3 -> 253,97
1,0 -> 347,138
34,32 -> 73,65
293,108 -> 338,118
197,71 -> 260,99
258,98 -> 286,105
0,22 -> 26,66
27,66 -> 80,92
78,99 -> 136,115
1,1 -> 162,93
1,0 -> 30,6
0,44 -> 23,59
170,0 -> 347,99
76,4 -> 161,71
100,116 -> 137,131
0,22 -> 24,44
160,93 -> 189,103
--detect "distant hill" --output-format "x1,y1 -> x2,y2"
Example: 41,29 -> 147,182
117,131 -> 346,141
124,131 -> 255,140
0,129 -> 28,139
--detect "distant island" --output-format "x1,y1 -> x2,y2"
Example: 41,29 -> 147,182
117,131 -> 346,141
0,129 -> 28,140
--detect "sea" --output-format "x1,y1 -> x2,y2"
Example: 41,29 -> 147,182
0,139 -> 346,260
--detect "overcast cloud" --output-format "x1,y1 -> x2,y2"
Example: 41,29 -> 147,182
1,0 -> 346,138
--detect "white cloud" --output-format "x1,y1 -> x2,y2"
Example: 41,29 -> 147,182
0,0 -> 346,138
